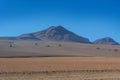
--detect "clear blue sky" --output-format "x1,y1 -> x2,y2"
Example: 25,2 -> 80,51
0,0 -> 120,42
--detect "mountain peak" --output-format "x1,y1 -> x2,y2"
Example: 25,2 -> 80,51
93,37 -> 119,45
56,25 -> 65,29
48,25 -> 66,30
18,26 -> 91,43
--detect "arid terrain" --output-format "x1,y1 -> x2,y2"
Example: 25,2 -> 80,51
0,57 -> 120,80
0,40 -> 120,80
0,40 -> 120,57
1,0 -> 120,79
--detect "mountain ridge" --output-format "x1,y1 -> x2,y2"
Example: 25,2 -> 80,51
0,26 -> 119,45
18,26 -> 91,43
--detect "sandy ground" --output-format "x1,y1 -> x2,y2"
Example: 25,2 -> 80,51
0,57 -> 120,80
0,40 -> 120,57
0,40 -> 120,80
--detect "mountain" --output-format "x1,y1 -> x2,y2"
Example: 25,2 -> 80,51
93,37 -> 119,45
18,26 -> 91,43
0,36 -> 40,41
17,34 -> 40,40
0,37 -> 17,40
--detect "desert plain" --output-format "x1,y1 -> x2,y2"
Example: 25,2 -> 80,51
0,40 -> 120,80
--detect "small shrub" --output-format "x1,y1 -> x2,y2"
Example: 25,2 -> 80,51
114,49 -> 118,52
58,44 -> 62,47
35,43 -> 38,46
96,47 -> 100,50
46,45 -> 50,47
9,44 -> 13,47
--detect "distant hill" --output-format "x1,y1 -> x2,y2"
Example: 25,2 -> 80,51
0,37 -> 17,40
93,37 -> 119,45
18,26 -> 91,43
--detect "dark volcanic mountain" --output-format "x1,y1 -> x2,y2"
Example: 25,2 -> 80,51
93,37 -> 119,45
18,26 -> 91,43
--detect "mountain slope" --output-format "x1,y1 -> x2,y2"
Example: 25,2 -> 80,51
0,37 -> 17,40
18,26 -> 91,43
93,37 -> 119,45
17,34 -> 40,40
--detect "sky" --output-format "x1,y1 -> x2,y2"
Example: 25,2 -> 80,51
0,0 -> 120,42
